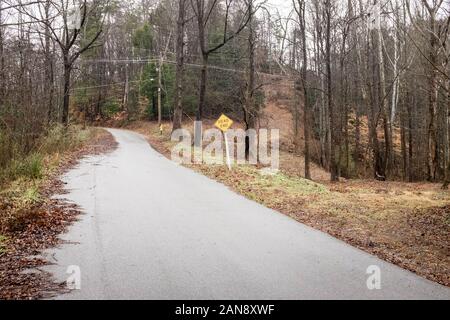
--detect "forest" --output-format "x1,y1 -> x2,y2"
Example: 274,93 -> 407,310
0,0 -> 450,185
1,0 -> 450,300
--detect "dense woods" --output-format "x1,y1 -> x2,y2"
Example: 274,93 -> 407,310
1,0 -> 449,185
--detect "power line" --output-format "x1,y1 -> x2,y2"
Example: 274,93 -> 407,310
81,57 -> 294,80
163,59 -> 295,80
82,58 -> 159,64
72,55 -> 295,92
71,80 -> 142,92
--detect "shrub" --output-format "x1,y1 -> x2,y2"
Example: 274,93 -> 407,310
39,124 -> 67,154
102,100 -> 121,118
24,154 -> 44,180
10,153 -> 44,180
40,124 -> 89,154
0,124 -> 91,185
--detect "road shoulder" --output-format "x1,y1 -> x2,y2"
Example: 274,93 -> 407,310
0,129 -> 117,300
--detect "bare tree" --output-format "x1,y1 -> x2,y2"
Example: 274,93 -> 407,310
293,0 -> 311,180
324,0 -> 339,181
18,0 -> 105,125
191,0 -> 252,145
406,0 -> 449,181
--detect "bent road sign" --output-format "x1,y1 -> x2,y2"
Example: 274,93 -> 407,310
215,114 -> 234,133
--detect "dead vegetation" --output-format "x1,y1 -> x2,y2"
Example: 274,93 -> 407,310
130,120 -> 450,287
0,128 -> 117,300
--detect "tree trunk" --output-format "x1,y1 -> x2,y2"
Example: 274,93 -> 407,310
62,61 -> 71,126
312,1 -> 327,168
198,54 -> 208,121
364,22 -> 385,180
375,2 -> 392,176
44,0 -> 54,124
325,1 -> 338,182
427,13 -> 439,181
194,53 -> 208,148
298,0 -> 311,180
408,94 -> 414,182
245,1 -> 257,160
400,90 -> 408,181
443,80 -> 450,189
0,3 -> 5,105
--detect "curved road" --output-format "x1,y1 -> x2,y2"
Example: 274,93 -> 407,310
44,128 -> 450,300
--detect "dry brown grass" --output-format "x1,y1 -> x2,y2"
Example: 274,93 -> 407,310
128,120 -> 450,287
0,128 -> 117,299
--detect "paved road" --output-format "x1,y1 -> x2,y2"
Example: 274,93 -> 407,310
44,128 -> 450,300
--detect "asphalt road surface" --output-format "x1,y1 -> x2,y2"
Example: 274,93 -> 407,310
44,128 -> 450,300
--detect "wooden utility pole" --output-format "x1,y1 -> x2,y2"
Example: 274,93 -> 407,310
157,31 -> 173,127
172,0 -> 186,132
123,63 -> 129,112
158,56 -> 162,126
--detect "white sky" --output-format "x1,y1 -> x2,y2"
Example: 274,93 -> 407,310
265,0 -> 293,15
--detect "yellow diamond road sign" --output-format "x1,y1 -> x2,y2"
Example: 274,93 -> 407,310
215,114 -> 234,132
